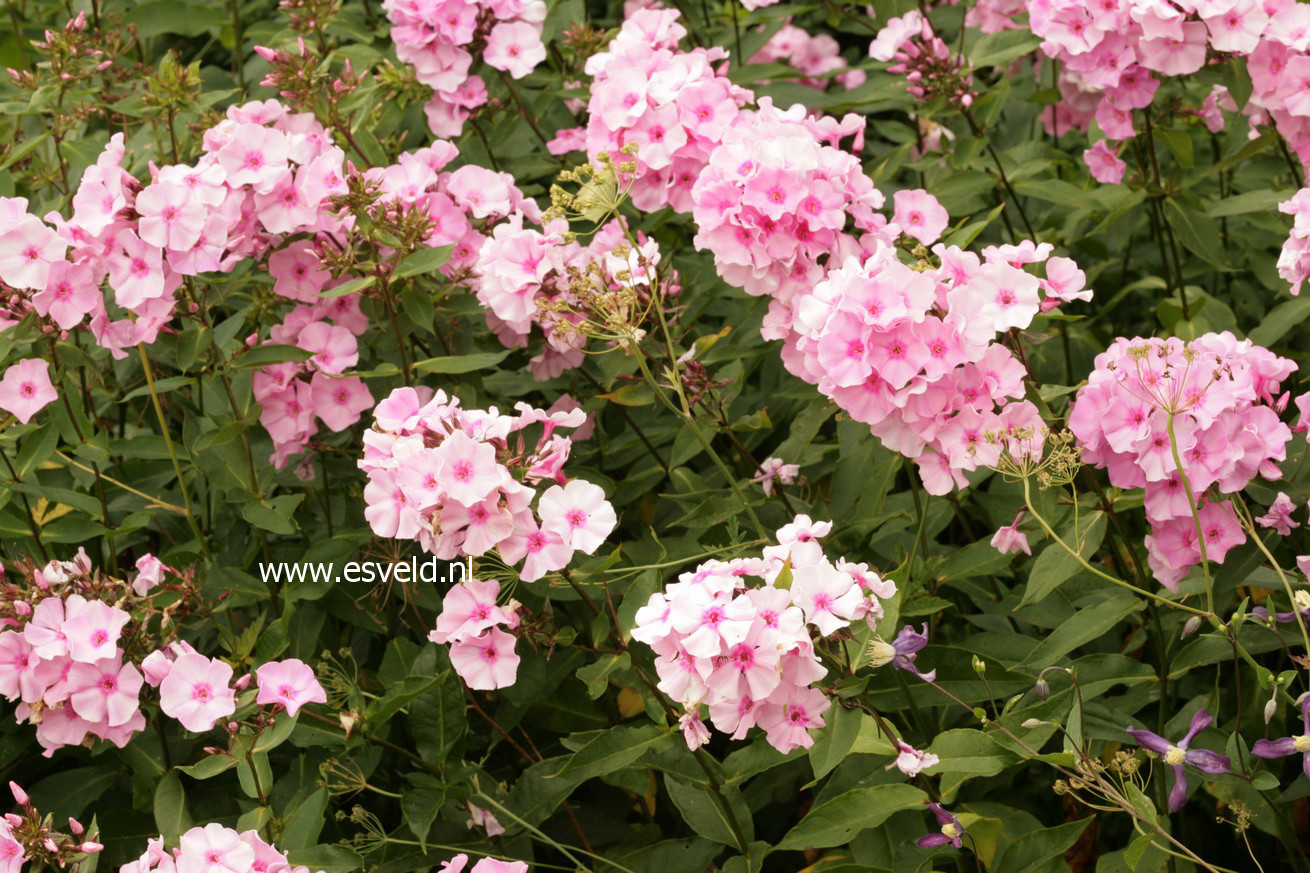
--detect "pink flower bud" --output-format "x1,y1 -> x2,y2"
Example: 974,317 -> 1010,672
68,817 -> 84,835
12,601 -> 29,617
80,842 -> 104,854
8,781 -> 28,806
233,673 -> 252,691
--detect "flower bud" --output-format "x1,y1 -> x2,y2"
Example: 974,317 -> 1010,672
1264,696 -> 1278,725
233,673 -> 252,691
68,817 -> 84,835
80,842 -> 104,854
972,655 -> 986,676
1021,718 -> 1045,729
1034,678 -> 1049,700
8,781 -> 27,806
1181,616 -> 1201,639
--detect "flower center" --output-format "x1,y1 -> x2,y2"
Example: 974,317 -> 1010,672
1163,745 -> 1186,766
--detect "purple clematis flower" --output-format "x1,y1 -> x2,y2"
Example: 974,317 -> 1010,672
917,803 -> 964,849
1126,709 -> 1231,812
868,624 -> 937,681
1252,697 -> 1310,781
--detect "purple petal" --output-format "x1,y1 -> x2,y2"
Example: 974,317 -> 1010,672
928,803 -> 952,826
1127,727 -> 1170,756
1251,737 -> 1298,759
894,623 -> 929,655
1168,764 -> 1188,813
1303,752 -> 1310,783
917,834 -> 952,848
1302,697 -> 1310,735
1180,709 -> 1212,747
1185,748 -> 1231,775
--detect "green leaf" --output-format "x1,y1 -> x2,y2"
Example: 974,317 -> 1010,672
557,723 -> 670,781
1019,592 -> 1144,668
241,495 -> 304,535
599,383 -> 656,407
807,705 -> 865,782
1163,199 -> 1231,271
1019,512 -> 1105,606
285,845 -> 365,873
412,350 -> 512,374
663,773 -> 755,848
402,774 -> 445,851
231,344 -> 314,369
969,30 -> 1042,68
279,788 -> 329,851
394,245 -> 455,279
994,818 -> 1092,873
1250,296 -> 1310,347
408,675 -> 467,764
775,783 -> 927,850
176,756 -> 239,780
153,772 -> 193,843
320,276 -> 376,298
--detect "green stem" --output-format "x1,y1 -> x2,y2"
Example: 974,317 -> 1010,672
1165,413 -> 1211,615
137,344 -> 209,560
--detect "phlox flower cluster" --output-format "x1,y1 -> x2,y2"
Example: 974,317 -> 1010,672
870,11 -> 977,107
1278,187 -> 1310,295
0,100 -> 348,360
253,142 -> 537,465
749,23 -> 867,93
784,236 -> 1092,494
0,550 -> 167,757
1069,333 -> 1297,589
429,578 -> 522,689
359,386 -> 617,580
690,97 -> 878,323
1007,0 -> 1310,176
631,516 -> 896,753
119,824 -> 317,873
384,0 -> 547,137
581,8 -> 755,213
475,215 -> 668,378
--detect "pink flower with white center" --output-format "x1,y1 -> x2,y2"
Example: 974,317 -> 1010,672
296,322 -> 359,375
435,431 -> 508,507
483,21 -> 546,79
176,824 -> 255,873
537,480 -> 617,554
0,359 -> 57,425
68,656 -> 143,727
33,260 -> 99,330
891,739 -> 940,776
107,230 -> 166,309
215,124 -> 290,191
430,578 -> 516,644
159,653 -> 237,732
441,496 -> 515,556
62,600 -> 130,664
0,215 -> 65,290
892,189 -> 950,245
515,524 -> 574,582
308,373 -> 374,432
758,685 -> 830,752
791,561 -> 864,635
254,658 -> 327,716
135,181 -> 206,251
269,244 -> 330,302
449,627 -> 520,690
